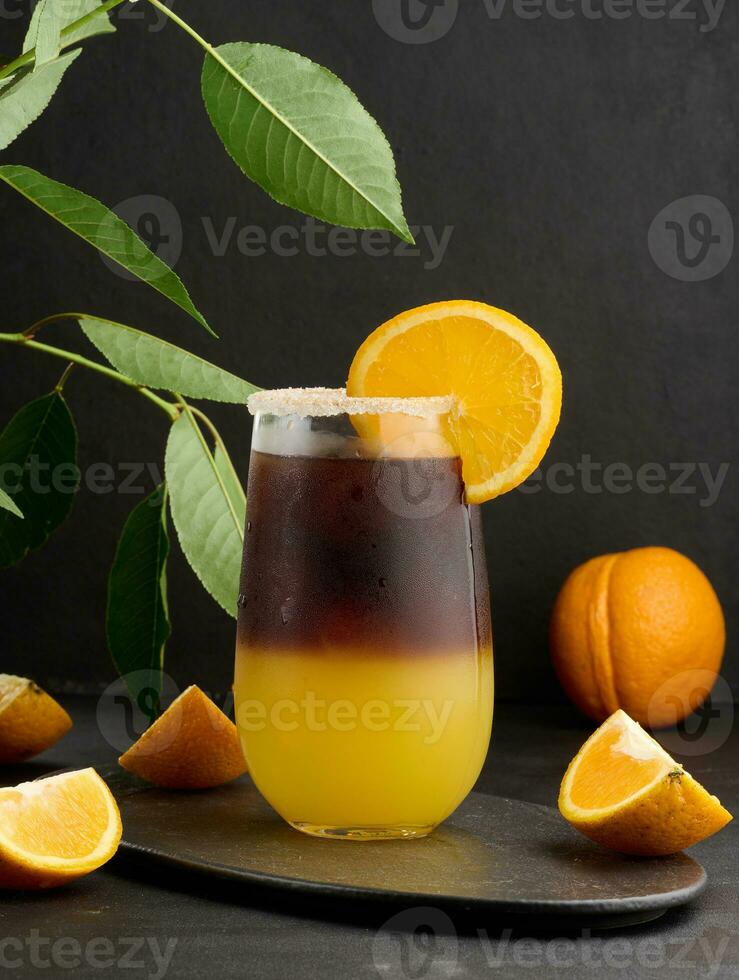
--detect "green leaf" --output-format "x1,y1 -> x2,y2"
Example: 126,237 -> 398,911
24,0 -> 115,63
107,485 -> 170,718
0,487 -> 23,519
0,165 -> 214,335
165,406 -> 243,617
0,390 -> 78,567
201,43 -> 413,243
58,0 -> 116,47
214,444 -> 246,529
0,50 -> 80,151
80,316 -> 259,403
23,0 -> 65,64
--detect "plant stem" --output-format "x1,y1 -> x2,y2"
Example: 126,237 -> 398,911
188,404 -> 227,451
175,397 -> 243,537
0,0 -> 127,81
0,332 -> 178,420
23,311 -> 91,339
0,0 -> 242,107
189,404 -> 245,510
55,363 -> 76,391
144,0 -> 214,53
144,0 -> 256,93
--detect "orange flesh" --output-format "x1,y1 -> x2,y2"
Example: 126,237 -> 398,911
568,726 -> 666,810
0,779 -> 110,859
347,301 -> 562,502
360,316 -> 544,484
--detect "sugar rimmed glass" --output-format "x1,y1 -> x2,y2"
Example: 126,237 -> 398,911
234,389 -> 493,840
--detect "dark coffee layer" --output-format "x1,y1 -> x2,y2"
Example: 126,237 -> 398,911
237,452 -> 491,655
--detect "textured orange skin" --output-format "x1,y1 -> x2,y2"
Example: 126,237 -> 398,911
558,712 -> 732,856
0,678 -> 72,763
119,685 -> 247,789
562,770 -> 732,856
550,548 -> 725,728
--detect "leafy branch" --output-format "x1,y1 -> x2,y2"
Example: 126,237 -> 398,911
0,313 -> 251,709
0,0 -> 414,705
0,165 -> 213,333
0,326 -> 179,418
0,0 -> 122,80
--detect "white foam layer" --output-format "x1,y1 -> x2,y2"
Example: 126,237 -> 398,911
252,423 -> 360,459
247,387 -> 454,418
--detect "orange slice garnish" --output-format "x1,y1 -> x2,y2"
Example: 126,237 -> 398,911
347,300 -> 562,503
559,709 -> 732,855
118,685 -> 247,789
0,768 -> 122,889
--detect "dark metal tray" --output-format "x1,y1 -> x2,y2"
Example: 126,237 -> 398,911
105,769 -> 706,931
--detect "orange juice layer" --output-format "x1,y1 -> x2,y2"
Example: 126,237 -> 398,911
234,645 -> 493,832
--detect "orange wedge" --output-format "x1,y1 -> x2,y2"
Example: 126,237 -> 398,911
118,685 -> 247,789
559,709 -> 732,855
347,300 -> 562,503
0,674 -> 72,763
0,768 -> 121,889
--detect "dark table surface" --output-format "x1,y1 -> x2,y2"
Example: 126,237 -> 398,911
1,696 -> 737,979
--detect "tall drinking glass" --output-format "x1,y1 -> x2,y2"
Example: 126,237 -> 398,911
234,389 -> 493,840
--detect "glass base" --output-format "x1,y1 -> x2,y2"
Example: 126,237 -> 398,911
289,821 -> 435,841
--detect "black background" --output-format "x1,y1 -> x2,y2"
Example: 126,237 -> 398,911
1,0 -> 736,703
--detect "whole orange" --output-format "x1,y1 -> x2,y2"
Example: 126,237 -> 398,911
550,547 -> 725,728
